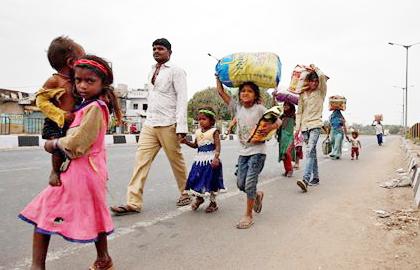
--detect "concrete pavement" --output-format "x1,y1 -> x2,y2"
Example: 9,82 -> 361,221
3,136 -> 418,269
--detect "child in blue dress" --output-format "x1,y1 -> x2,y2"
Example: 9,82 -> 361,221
181,107 -> 224,213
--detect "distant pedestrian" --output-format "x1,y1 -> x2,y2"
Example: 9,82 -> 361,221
129,123 -> 139,134
181,107 -> 225,213
349,130 -> 362,160
276,101 -> 296,177
216,77 -> 281,229
328,109 -> 349,160
19,55 -> 122,270
110,38 -> 191,216
36,36 -> 85,187
295,65 -> 328,192
372,120 -> 384,146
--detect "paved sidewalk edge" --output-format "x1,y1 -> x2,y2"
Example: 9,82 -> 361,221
0,134 -> 238,149
401,137 -> 420,207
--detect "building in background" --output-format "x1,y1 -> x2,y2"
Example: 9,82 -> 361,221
124,86 -> 148,133
0,89 -> 41,134
0,84 -> 150,135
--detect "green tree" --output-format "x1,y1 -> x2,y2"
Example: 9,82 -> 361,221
187,87 -> 232,121
187,87 -> 275,121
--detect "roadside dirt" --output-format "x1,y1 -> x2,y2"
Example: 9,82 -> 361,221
367,142 -> 420,270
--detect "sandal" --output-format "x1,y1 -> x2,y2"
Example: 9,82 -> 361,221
89,258 -> 114,270
176,194 -> 192,206
191,197 -> 204,211
205,202 -> 218,213
110,205 -> 141,216
236,217 -> 254,229
282,171 -> 293,177
253,191 -> 264,213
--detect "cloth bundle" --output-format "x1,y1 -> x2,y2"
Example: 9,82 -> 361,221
215,52 -> 281,88
248,106 -> 283,144
329,95 -> 346,111
273,90 -> 299,105
374,114 -> 383,121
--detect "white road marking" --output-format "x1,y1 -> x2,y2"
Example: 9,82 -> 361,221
11,137 -> 393,269
0,167 -> 39,173
12,174 -> 283,269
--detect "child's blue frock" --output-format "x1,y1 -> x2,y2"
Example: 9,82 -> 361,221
185,127 -> 225,197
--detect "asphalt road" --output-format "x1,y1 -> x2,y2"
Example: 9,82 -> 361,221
0,135 -> 394,269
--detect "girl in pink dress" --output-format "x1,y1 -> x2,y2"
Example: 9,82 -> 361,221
19,55 -> 122,270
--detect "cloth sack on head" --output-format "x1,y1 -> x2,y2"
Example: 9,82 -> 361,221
288,64 -> 328,94
374,114 -> 383,122
329,95 -> 346,111
273,89 -> 299,105
216,52 -> 282,89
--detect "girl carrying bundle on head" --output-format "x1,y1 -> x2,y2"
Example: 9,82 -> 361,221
216,77 -> 281,229
276,101 -> 296,177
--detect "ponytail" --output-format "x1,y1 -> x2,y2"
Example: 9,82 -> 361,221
100,86 -> 122,125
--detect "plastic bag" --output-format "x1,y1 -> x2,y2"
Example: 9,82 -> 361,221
215,52 -> 282,88
287,65 -> 312,94
322,138 -> 332,155
329,95 -> 346,111
248,106 -> 283,143
342,141 -> 349,152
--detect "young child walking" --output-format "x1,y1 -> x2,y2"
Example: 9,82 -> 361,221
181,107 -> 224,213
276,101 -> 296,177
216,77 -> 281,229
293,130 -> 304,169
36,36 -> 85,186
349,130 -> 362,160
19,55 -> 122,270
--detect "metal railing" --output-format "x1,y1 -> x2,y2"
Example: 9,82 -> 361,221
0,116 -> 10,135
23,118 -> 44,134
410,123 -> 420,139
0,115 -> 44,135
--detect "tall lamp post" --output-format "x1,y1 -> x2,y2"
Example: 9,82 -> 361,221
393,86 -> 405,127
393,85 -> 414,128
388,41 -> 420,134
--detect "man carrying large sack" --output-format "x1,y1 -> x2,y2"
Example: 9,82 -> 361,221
295,65 -> 328,193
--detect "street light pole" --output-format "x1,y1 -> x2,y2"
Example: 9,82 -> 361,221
393,86 -> 405,128
393,85 -> 413,128
388,42 -> 420,134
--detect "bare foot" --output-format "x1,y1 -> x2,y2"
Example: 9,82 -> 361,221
49,171 -> 61,186
253,191 -> 264,213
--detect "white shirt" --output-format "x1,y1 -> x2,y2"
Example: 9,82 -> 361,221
374,123 -> 383,135
230,100 -> 267,156
144,61 -> 188,133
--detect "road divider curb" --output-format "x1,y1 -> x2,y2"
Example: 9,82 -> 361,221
0,134 -> 141,149
401,137 -> 420,207
0,133 -> 238,150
